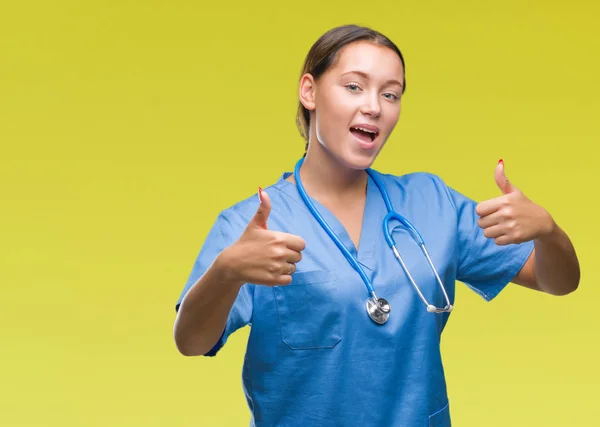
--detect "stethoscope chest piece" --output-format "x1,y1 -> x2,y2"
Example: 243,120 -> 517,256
366,297 -> 391,325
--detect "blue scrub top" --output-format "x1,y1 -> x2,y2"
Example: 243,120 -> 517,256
176,170 -> 534,427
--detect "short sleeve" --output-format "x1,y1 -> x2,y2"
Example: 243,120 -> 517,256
443,184 -> 534,301
175,211 -> 254,357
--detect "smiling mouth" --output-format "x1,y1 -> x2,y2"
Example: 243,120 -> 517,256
350,126 -> 379,143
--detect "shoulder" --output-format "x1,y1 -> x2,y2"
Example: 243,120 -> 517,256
370,169 -> 460,211
213,178 -> 291,228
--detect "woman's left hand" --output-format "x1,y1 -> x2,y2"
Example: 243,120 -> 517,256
475,160 -> 556,246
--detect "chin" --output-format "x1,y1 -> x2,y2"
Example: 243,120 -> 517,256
316,134 -> 382,171
341,151 -> 378,171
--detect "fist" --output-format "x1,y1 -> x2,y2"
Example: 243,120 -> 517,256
475,160 -> 554,245
223,188 -> 306,286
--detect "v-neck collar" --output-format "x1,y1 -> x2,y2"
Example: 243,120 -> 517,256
275,171 -> 384,271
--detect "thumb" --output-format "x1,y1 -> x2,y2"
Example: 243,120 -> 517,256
495,159 -> 515,194
249,187 -> 271,230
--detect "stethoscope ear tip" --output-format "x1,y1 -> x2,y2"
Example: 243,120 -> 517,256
426,304 -> 454,313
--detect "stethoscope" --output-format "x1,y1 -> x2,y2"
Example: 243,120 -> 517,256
293,158 -> 453,325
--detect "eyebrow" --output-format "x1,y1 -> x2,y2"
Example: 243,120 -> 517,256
341,71 -> 404,88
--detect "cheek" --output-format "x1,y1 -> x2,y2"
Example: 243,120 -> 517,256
383,104 -> 401,131
315,93 -> 354,138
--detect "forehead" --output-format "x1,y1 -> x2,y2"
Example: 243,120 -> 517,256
327,41 -> 404,82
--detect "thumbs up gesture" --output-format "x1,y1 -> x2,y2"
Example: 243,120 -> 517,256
221,188 -> 307,286
475,160 -> 555,245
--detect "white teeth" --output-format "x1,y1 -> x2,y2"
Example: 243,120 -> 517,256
353,126 -> 376,134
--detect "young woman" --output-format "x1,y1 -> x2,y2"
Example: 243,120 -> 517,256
173,25 -> 580,427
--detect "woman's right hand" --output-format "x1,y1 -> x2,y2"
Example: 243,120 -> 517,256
216,188 -> 306,287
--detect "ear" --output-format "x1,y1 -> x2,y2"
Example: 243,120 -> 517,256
299,73 -> 316,111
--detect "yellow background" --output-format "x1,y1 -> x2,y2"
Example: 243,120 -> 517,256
1,1 -> 598,425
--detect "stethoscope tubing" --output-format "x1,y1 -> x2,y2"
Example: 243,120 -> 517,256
293,159 -> 377,298
293,158 -> 452,314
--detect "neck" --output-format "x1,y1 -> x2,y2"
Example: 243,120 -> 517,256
291,143 -> 368,203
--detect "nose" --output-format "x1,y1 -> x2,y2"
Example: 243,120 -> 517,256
360,93 -> 381,118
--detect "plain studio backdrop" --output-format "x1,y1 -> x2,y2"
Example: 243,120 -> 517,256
1,1 -> 598,426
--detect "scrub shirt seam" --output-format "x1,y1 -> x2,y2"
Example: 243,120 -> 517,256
437,175 -> 524,302
222,209 -> 257,322
220,210 -> 256,420
271,286 -> 288,348
200,212 -> 237,356
269,185 -> 318,216
481,242 -> 534,301
437,175 -> 469,299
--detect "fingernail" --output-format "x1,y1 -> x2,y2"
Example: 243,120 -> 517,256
258,187 -> 263,203
498,159 -> 504,164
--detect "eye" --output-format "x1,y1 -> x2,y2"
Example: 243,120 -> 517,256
383,93 -> 400,101
345,83 -> 362,92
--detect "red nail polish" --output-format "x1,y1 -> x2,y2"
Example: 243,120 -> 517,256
258,187 -> 263,202
498,159 -> 504,164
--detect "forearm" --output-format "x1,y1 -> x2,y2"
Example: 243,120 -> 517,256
173,250 -> 244,356
533,221 -> 580,296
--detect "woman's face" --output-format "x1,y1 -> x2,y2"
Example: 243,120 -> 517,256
301,41 -> 405,171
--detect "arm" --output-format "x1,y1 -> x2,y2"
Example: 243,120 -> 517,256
174,250 -> 244,357
512,221 -> 580,296
173,189 -> 305,357
476,160 -> 580,296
